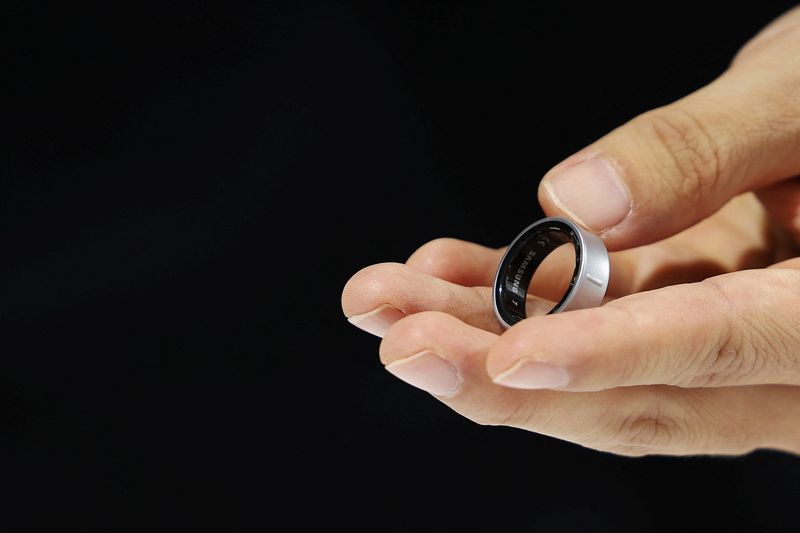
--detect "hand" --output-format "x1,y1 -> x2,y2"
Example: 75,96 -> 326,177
341,7 -> 800,456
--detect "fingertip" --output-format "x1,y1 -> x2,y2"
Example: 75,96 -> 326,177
485,323 -> 533,378
379,311 -> 469,365
486,309 -> 619,391
406,237 -> 460,274
380,311 -> 498,388
340,262 -> 407,317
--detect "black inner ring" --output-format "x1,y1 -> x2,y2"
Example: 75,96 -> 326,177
495,220 -> 582,326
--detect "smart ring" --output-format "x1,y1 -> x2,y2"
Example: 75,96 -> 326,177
493,217 -> 610,328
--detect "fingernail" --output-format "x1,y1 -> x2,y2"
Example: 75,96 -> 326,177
492,359 -> 569,390
385,350 -> 461,396
541,158 -> 631,232
347,304 -> 406,338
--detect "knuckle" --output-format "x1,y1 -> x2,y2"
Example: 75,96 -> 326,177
686,274 -> 800,387
687,334 -> 756,388
634,107 -> 724,205
597,396 -> 694,453
616,410 -> 681,449
681,278 -> 751,388
605,303 -> 659,385
600,397 -> 754,457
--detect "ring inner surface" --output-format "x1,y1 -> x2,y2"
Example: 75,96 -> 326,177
497,223 -> 581,325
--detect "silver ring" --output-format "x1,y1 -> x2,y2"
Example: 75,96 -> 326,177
493,217 -> 610,328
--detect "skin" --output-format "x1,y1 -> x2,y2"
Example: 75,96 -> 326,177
341,7 -> 800,456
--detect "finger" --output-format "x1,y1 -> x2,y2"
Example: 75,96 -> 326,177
406,237 -> 579,301
770,257 -> 800,270
405,194 -> 778,300
537,10 -> 800,251
733,5 -> 800,65
487,266 -> 800,391
611,193 -> 780,294
341,262 -> 553,337
405,238 -> 505,287
757,177 -> 800,247
380,311 -> 800,455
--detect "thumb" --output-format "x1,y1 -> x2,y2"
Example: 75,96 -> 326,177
538,11 -> 800,250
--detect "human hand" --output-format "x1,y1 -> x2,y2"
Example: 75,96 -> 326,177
341,7 -> 800,456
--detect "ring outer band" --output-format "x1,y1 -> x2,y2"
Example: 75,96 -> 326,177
492,217 -> 610,329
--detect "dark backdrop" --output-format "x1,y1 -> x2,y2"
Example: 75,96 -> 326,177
4,1 -> 800,530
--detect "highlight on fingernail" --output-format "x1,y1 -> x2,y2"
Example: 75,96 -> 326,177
492,359 -> 569,390
347,304 -> 407,338
385,350 -> 461,397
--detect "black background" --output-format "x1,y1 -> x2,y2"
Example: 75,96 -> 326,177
4,1 -> 800,530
